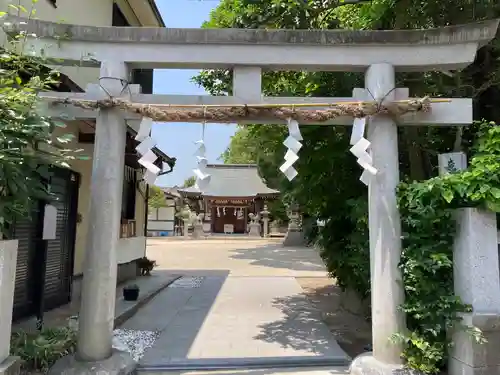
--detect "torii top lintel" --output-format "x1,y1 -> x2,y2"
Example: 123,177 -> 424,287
5,16 -> 499,72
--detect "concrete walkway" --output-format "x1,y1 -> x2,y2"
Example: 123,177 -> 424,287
14,270 -> 181,332
122,239 -> 350,370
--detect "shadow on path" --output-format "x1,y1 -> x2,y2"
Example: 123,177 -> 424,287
254,292 -> 342,356
122,269 -> 229,364
230,244 -> 325,272
259,278 -> 372,359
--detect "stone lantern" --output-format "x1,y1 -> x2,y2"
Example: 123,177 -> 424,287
287,202 -> 301,230
283,201 -> 305,246
179,204 -> 192,238
260,204 -> 270,237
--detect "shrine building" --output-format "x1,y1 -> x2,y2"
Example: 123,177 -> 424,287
178,164 -> 280,234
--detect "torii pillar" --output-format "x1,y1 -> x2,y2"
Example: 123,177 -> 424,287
48,61 -> 136,374
350,62 -> 491,375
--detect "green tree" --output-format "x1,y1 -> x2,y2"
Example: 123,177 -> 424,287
0,5 -> 81,236
148,185 -> 166,208
182,176 -> 196,188
220,126 -> 257,164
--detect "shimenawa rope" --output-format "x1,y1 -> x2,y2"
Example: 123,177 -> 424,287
52,97 -> 432,123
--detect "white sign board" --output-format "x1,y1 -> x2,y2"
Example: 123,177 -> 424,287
224,224 -> 234,234
42,204 -> 57,240
438,152 -> 467,175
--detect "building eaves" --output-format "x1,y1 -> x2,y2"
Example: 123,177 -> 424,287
146,0 -> 165,27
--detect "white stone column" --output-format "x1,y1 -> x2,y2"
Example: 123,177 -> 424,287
0,240 -> 20,374
262,217 -> 269,237
260,205 -> 270,238
183,219 -> 190,238
365,63 -> 405,365
449,208 -> 500,375
76,61 -> 129,362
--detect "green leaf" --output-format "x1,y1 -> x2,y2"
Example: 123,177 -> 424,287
441,189 -> 454,203
490,187 -> 500,199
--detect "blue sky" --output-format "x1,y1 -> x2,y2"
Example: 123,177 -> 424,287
152,0 -> 236,187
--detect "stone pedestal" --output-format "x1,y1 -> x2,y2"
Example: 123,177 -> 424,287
350,353 -> 416,375
0,357 -> 20,375
48,350 -> 135,375
192,223 -> 204,239
248,222 -> 261,237
283,204 -> 306,246
449,208 -> 500,375
183,219 -> 190,238
283,228 -> 306,246
0,240 -> 20,375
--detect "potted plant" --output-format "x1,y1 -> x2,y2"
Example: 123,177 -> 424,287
123,284 -> 140,301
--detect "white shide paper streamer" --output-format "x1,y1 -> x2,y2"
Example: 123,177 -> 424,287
348,117 -> 377,186
135,117 -> 160,185
280,118 -> 303,181
193,125 -> 211,192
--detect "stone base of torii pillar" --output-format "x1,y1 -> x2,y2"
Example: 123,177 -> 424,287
48,349 -> 135,375
350,353 -> 418,375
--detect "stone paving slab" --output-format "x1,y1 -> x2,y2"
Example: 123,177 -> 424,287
125,275 -> 349,367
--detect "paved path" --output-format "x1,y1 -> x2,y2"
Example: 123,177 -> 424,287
122,239 -> 349,369
146,238 -> 328,277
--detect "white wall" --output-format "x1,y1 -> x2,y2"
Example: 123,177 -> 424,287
2,0 -> 116,89
4,0 -> 114,26
117,236 -> 146,264
148,221 -> 174,231
148,202 -> 175,233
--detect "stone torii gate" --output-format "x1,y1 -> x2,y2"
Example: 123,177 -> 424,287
5,16 -> 499,375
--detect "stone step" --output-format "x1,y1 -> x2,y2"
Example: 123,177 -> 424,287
137,360 -> 350,375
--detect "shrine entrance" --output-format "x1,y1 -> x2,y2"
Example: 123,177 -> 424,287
178,164 -> 279,235
211,205 -> 247,234
10,13 -> 497,375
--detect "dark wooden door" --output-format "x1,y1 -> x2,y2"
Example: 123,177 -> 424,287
11,168 -> 79,320
212,206 -> 247,234
43,168 -> 79,311
12,207 -> 41,320
233,207 -> 246,234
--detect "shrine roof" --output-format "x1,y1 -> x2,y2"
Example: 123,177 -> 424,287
178,164 -> 280,198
